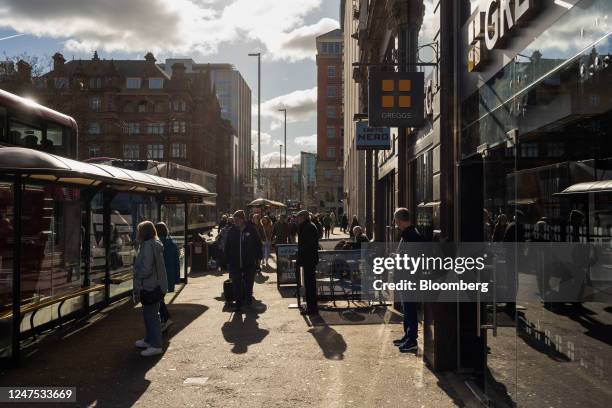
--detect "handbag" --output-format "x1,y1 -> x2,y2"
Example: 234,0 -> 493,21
140,285 -> 164,305
139,244 -> 165,305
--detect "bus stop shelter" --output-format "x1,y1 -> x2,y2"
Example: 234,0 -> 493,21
0,147 -> 216,367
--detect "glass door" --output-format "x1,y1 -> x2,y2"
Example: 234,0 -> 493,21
481,145 -> 518,407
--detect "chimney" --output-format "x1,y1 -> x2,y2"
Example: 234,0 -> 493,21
92,50 -> 100,61
144,52 -> 156,64
171,62 -> 186,79
52,52 -> 65,71
16,60 -> 32,81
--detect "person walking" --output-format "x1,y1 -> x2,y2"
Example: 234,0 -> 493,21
392,208 -> 423,353
272,214 -> 291,246
289,215 -> 299,243
322,212 -> 332,239
133,221 -> 168,357
251,213 -> 264,270
341,213 -> 348,233
349,215 -> 360,238
312,213 -> 324,240
224,210 -> 263,311
155,222 -> 180,332
261,215 -> 274,267
296,210 -> 320,315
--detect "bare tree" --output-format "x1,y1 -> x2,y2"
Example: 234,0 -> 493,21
2,51 -> 51,76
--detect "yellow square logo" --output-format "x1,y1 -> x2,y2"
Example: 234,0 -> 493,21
382,95 -> 395,108
382,80 -> 394,92
399,80 -> 412,92
399,96 -> 412,108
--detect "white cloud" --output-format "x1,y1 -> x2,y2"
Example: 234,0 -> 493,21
258,87 -> 317,124
261,152 -> 301,168
294,134 -> 317,149
251,130 -> 273,146
0,0 -> 338,62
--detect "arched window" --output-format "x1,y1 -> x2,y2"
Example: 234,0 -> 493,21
137,102 -> 147,113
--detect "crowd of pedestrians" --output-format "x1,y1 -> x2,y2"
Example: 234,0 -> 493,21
130,208 -> 378,357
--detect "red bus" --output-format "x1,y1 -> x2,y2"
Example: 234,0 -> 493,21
0,88 -> 78,158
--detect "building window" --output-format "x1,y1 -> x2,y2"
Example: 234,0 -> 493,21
326,106 -> 335,118
171,143 -> 187,159
88,122 -> 101,135
123,144 -> 139,159
324,170 -> 333,180
327,127 -> 335,138
327,86 -> 336,98
147,144 -> 164,159
88,145 -> 101,157
172,121 -> 186,134
89,77 -> 102,89
416,150 -> 433,204
520,142 -> 538,158
327,66 -> 336,78
146,122 -> 165,135
172,100 -> 186,112
154,102 -> 165,113
54,77 -> 69,89
34,78 -> 46,88
327,147 -> 335,159
127,122 -> 140,135
148,78 -> 164,89
137,102 -> 147,113
126,78 -> 141,89
90,97 -> 102,112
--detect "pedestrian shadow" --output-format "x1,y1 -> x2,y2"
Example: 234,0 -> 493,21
276,285 -> 298,299
0,300 -> 208,407
221,307 -> 269,354
307,324 -> 347,360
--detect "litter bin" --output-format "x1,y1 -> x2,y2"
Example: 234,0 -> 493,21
190,235 -> 208,273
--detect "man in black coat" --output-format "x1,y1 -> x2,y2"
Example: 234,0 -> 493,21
224,210 -> 263,311
296,210 -> 319,314
393,208 -> 424,353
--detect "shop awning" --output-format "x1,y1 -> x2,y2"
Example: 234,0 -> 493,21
555,180 -> 612,195
0,147 -> 216,200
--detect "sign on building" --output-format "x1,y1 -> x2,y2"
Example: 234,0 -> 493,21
368,71 -> 424,127
356,121 -> 391,150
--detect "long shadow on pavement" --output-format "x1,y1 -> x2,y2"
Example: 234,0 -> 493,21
0,300 -> 208,407
221,302 -> 269,354
307,324 -> 347,360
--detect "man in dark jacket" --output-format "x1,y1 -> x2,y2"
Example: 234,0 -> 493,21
272,214 -> 291,245
224,210 -> 263,311
297,210 -> 320,314
393,208 -> 424,353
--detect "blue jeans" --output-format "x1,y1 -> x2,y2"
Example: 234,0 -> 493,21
142,302 -> 162,348
401,302 -> 418,342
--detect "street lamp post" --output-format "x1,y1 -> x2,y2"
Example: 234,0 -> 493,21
248,52 -> 262,192
277,108 -> 287,169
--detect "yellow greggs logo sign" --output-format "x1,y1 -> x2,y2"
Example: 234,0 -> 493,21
381,79 -> 413,108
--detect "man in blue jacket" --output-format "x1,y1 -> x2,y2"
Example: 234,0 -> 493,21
224,210 -> 263,311
393,208 -> 423,353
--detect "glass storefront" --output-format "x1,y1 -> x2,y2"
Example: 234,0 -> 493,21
461,0 -> 612,405
0,182 -> 14,359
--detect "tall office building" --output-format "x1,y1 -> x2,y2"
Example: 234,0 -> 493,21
315,29 -> 344,214
162,59 -> 253,209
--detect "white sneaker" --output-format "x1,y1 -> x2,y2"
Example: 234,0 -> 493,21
134,339 -> 149,349
141,347 -> 163,357
161,319 -> 173,331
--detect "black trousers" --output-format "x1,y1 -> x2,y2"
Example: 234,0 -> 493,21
302,264 -> 318,312
229,265 -> 256,304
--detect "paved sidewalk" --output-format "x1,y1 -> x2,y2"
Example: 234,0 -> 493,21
0,255 -> 466,408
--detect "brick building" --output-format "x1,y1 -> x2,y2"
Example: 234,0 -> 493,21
315,29 -> 344,214
0,52 -> 234,211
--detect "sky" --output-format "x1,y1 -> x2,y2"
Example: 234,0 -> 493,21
0,0 -> 342,167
